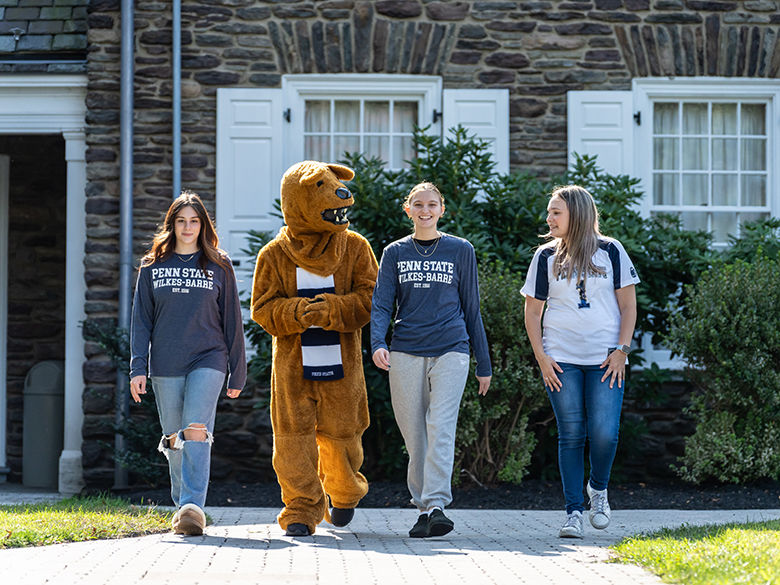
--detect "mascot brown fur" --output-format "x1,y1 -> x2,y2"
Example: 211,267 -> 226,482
250,161 -> 378,535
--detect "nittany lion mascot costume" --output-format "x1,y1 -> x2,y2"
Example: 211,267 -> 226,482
251,161 -> 378,536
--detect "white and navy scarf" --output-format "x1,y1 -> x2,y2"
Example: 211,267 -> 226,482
296,267 -> 344,381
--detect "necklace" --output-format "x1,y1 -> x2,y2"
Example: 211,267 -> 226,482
411,235 -> 441,257
175,251 -> 196,262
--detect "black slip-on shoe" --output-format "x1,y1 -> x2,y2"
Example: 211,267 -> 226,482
427,509 -> 454,537
285,523 -> 311,537
409,513 -> 429,538
330,507 -> 355,527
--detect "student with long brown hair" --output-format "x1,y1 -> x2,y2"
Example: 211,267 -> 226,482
130,190 -> 246,536
522,185 -> 639,539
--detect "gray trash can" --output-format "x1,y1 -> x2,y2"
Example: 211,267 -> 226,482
23,360 -> 65,489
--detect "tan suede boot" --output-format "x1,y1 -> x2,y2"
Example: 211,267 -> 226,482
173,503 -> 206,536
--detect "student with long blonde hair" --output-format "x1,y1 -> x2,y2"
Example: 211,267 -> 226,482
522,185 -> 639,539
130,190 -> 246,536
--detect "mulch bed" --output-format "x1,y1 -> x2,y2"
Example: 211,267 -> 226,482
114,478 -> 780,511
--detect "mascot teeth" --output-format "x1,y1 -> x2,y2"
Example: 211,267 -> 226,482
322,207 -> 350,225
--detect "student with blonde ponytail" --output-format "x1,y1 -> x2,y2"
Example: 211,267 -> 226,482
371,182 -> 491,538
521,185 -> 639,539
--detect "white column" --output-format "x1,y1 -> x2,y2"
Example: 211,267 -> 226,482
0,155 -> 9,481
59,131 -> 87,496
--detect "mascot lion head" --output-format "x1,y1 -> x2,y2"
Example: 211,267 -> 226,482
280,161 -> 356,237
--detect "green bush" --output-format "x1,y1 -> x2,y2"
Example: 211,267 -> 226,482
721,217 -> 780,264
341,131 -> 717,483
81,319 -> 167,486
478,170 -> 549,270
666,255 -> 780,483
240,230 -> 275,389
455,263 -> 545,484
343,126 -> 502,257
361,344 -> 407,480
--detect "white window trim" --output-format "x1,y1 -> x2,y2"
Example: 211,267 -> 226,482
633,78 -> 780,370
282,74 -> 442,165
633,77 -> 780,220
0,155 -> 7,479
0,74 -> 87,492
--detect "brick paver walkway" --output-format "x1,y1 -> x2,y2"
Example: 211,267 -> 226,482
2,499 -> 779,585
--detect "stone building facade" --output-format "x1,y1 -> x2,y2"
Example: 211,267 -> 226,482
2,0 -> 779,489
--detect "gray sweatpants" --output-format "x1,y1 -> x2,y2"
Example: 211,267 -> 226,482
388,351 -> 470,511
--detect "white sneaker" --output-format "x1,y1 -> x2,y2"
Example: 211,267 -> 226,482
558,510 -> 583,538
173,503 -> 206,536
587,482 -> 611,530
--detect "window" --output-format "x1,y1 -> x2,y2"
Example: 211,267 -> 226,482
651,100 -> 769,246
283,75 -> 441,170
304,99 -> 418,169
568,79 -> 780,235
634,79 -> 779,242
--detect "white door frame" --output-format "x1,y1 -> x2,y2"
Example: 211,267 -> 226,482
0,74 -> 87,494
0,155 -> 8,480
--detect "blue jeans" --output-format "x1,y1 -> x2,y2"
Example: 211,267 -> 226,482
152,367 -> 225,509
546,362 -> 624,514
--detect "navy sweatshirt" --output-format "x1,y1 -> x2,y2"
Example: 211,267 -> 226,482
129,251 -> 247,390
370,233 -> 492,377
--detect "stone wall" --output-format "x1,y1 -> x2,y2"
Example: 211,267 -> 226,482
621,380 -> 696,480
211,393 -> 274,483
0,0 -> 87,73
79,1 -> 780,487
0,135 -> 67,481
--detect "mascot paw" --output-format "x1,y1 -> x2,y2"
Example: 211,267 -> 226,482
329,507 -> 355,527
303,297 -> 330,328
285,523 -> 312,537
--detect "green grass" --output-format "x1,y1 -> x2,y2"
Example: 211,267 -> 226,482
612,519 -> 780,585
0,494 -> 173,548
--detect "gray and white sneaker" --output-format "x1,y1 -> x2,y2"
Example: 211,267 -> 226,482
558,510 -> 584,538
587,482 -> 611,529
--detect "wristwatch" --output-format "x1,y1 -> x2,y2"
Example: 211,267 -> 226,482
615,344 -> 632,355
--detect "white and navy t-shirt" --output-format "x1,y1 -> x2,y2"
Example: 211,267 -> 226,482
521,237 -> 640,366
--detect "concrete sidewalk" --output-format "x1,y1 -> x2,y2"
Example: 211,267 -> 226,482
0,484 -> 65,505
2,492 -> 779,585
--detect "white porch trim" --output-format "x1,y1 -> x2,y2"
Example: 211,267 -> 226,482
0,155 -> 8,480
0,74 -> 87,494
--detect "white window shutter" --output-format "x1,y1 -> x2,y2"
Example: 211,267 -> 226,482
442,89 -> 509,175
567,90 -> 634,176
216,88 -> 285,287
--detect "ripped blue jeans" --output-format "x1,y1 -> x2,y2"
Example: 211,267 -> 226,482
152,368 -> 225,509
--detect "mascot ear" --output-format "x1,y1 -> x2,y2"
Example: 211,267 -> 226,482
298,161 -> 326,186
327,163 -> 355,182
